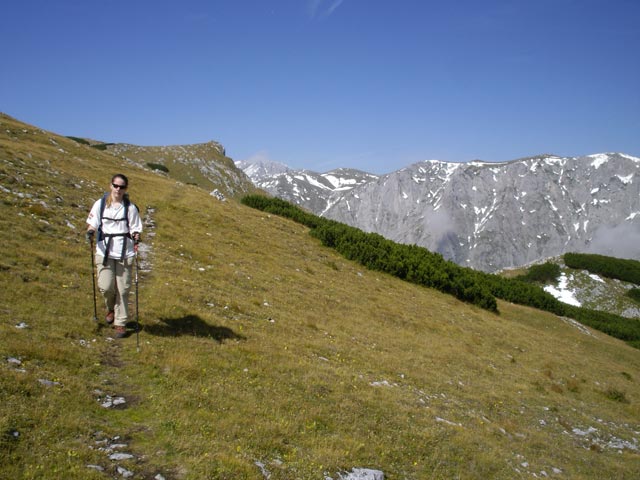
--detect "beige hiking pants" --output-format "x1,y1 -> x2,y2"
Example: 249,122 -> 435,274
96,255 -> 134,327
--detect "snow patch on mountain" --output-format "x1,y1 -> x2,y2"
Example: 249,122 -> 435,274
620,153 -> 640,162
616,174 -> 634,184
544,273 -> 582,307
589,153 -> 609,169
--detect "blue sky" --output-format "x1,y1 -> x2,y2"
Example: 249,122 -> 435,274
2,0 -> 639,174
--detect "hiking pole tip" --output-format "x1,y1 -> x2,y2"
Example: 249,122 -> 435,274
134,240 -> 140,353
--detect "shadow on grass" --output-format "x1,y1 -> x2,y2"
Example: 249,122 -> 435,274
141,314 -> 246,343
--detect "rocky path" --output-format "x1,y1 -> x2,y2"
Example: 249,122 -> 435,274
86,205 -> 167,479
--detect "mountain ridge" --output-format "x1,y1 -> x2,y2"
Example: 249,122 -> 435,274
239,153 -> 640,272
54,127 -> 258,199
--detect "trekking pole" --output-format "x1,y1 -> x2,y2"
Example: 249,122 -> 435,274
89,235 -> 98,322
134,240 -> 140,352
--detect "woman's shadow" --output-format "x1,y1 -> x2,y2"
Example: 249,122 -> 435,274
139,314 -> 245,343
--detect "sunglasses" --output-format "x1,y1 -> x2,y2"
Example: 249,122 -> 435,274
112,183 -> 127,190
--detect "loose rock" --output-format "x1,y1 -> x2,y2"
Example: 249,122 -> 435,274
109,452 -> 134,461
117,465 -> 134,477
337,468 -> 385,480
38,378 -> 61,387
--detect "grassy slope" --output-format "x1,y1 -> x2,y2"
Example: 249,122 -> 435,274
1,113 -> 640,479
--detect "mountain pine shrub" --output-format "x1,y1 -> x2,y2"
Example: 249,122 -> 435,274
626,288 -> 640,304
65,136 -> 90,145
147,162 -> 169,173
90,142 -> 115,151
563,304 -> 640,342
564,252 -> 640,284
517,262 -> 561,284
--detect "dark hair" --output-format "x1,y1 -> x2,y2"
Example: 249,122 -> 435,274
111,173 -> 129,186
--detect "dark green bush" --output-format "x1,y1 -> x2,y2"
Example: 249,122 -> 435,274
147,162 -> 169,173
91,143 -> 114,151
564,252 -> 640,284
626,288 -> 640,304
65,136 -> 90,145
563,304 -> 640,342
517,262 -> 561,284
477,272 -> 566,316
603,387 -> 629,403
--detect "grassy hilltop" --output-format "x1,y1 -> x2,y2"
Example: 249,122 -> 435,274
1,113 -> 640,479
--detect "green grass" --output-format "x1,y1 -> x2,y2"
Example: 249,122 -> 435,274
2,113 -> 640,479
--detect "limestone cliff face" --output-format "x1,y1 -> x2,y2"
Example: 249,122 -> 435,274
236,159 -> 378,215
240,154 -> 640,272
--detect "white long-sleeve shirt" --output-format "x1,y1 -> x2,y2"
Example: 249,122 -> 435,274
86,197 -> 143,259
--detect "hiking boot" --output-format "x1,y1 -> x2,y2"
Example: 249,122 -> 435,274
114,326 -> 127,339
105,310 -> 115,325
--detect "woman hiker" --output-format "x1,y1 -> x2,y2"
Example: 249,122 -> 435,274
86,174 -> 143,338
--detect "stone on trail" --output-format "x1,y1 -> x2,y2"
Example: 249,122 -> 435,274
338,468 -> 384,480
109,452 -> 134,461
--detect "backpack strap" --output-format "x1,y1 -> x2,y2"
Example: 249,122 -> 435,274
97,193 -> 107,242
98,194 -> 134,265
101,233 -> 131,265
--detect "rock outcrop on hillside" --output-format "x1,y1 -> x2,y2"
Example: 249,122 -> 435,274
110,141 -> 256,197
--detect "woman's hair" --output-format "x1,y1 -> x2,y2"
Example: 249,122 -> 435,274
106,173 -> 129,207
111,173 -> 129,186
